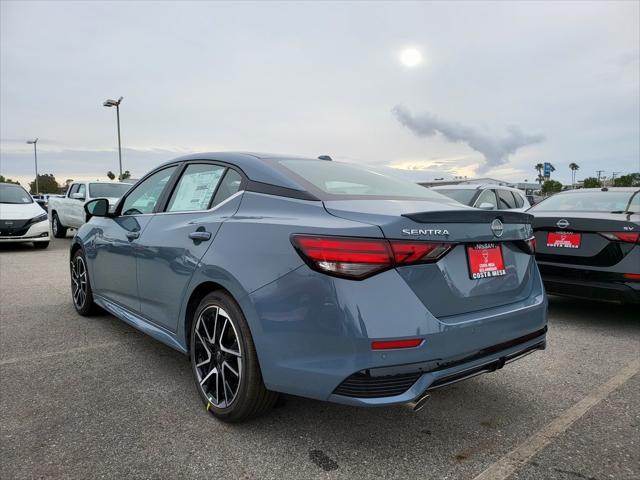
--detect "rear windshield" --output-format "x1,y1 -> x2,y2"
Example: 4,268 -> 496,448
278,160 -> 448,200
89,183 -> 131,198
0,183 -> 33,204
530,190 -> 640,213
433,188 -> 477,205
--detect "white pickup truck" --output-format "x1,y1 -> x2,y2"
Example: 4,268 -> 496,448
48,180 -> 132,237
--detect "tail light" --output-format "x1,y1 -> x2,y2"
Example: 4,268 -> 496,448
600,232 -> 640,244
514,236 -> 536,255
524,236 -> 536,254
291,235 -> 452,279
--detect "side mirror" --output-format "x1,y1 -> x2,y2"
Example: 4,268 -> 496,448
478,202 -> 496,210
71,192 -> 85,201
85,198 -> 110,217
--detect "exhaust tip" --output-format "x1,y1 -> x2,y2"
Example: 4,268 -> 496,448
409,392 -> 430,412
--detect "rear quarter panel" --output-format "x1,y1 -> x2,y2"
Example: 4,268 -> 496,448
177,191 -> 383,349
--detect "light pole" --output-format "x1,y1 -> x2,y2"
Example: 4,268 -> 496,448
26,138 -> 39,194
103,96 -> 123,178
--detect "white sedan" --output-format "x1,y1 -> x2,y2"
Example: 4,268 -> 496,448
430,184 -> 531,212
0,183 -> 50,248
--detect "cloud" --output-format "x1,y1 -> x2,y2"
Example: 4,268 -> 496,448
392,105 -> 545,173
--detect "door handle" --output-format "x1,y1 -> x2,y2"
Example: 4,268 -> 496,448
189,231 -> 211,241
126,231 -> 140,240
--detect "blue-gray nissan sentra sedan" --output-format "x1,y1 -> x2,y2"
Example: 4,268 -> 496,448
71,153 -> 547,422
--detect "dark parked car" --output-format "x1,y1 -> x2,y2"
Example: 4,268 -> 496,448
528,187 -> 640,303
526,194 -> 543,206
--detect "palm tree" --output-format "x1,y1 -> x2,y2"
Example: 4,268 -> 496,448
535,163 -> 544,186
569,163 -> 580,188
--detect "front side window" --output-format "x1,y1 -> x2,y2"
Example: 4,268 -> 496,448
475,189 -> 498,209
0,183 -> 33,204
277,160 -> 450,201
121,166 -> 177,215
68,184 -> 79,196
76,184 -> 86,199
167,164 -> 226,212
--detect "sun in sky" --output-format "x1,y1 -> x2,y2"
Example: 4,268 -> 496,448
399,47 -> 423,68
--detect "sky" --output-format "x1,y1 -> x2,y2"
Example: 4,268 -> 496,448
1,0 -> 639,187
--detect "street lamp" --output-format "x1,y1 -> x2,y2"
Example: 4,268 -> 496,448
26,138 -> 39,194
103,96 -> 123,178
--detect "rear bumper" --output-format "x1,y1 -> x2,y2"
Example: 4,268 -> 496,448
542,274 -> 640,304
245,263 -> 548,406
330,328 -> 546,406
539,264 -> 640,304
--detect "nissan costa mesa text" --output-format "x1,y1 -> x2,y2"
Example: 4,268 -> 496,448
70,153 -> 547,422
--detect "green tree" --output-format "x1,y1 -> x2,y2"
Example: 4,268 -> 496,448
118,170 -> 131,181
106,171 -> 116,180
582,177 -> 601,188
0,175 -> 20,184
542,179 -> 562,194
613,173 -> 640,187
569,162 -> 580,187
29,174 -> 60,194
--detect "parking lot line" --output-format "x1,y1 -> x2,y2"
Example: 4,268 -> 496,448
0,341 -> 126,366
471,358 -> 640,480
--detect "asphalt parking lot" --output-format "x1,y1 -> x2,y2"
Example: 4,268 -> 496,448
1,237 -> 638,480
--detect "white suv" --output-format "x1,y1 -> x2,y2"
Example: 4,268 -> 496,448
431,184 -> 531,212
0,183 -> 50,248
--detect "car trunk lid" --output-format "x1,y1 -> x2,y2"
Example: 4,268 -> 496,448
323,199 -> 537,319
532,211 -> 639,266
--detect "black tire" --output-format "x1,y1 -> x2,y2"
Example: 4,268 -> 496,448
70,249 -> 99,315
33,241 -> 49,249
52,212 -> 67,238
190,291 -> 278,422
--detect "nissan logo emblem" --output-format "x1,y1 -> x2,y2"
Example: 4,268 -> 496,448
556,219 -> 570,229
491,218 -> 504,238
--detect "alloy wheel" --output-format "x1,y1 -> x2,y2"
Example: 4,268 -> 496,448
71,256 -> 87,309
193,305 -> 243,409
52,215 -> 58,236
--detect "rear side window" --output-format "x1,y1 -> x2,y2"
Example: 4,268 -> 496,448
167,164 -> 225,212
497,190 -> 516,209
211,169 -> 242,208
512,191 -> 525,208
475,189 -> 498,209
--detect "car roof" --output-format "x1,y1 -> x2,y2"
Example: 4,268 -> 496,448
431,184 -> 524,192
85,180 -> 126,184
556,187 -> 640,194
160,152 -> 326,191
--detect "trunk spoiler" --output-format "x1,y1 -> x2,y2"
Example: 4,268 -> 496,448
402,210 -> 534,224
